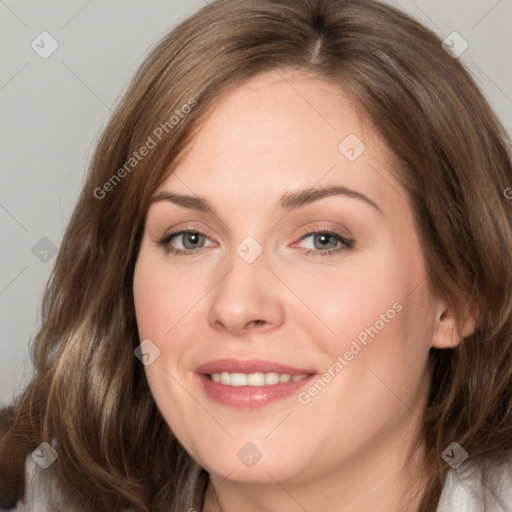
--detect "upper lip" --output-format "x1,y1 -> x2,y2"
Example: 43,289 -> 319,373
195,358 -> 316,375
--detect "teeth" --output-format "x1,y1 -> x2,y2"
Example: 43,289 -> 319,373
247,372 -> 265,386
230,373 -> 248,386
265,372 -> 280,385
208,372 -> 308,386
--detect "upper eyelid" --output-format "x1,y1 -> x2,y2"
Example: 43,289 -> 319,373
161,228 -> 212,244
157,218 -> 353,238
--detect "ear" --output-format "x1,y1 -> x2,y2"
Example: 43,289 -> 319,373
431,299 -> 477,349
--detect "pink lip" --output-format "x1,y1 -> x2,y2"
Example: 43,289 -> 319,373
195,358 -> 315,375
194,358 -> 317,409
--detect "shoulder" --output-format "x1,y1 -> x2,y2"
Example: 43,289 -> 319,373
436,452 -> 512,511
4,454 -> 134,512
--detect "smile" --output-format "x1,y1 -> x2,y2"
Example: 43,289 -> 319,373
195,359 -> 316,408
207,372 -> 309,386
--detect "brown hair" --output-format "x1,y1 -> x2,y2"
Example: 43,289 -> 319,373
1,0 -> 511,510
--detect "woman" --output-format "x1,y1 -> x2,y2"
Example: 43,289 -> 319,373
1,0 -> 511,510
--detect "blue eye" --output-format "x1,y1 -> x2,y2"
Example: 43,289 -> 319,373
296,230 -> 354,256
158,229 -> 211,256
157,228 -> 354,257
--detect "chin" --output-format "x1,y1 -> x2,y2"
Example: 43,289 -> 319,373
194,441 -> 309,485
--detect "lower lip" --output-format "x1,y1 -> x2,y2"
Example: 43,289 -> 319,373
197,374 -> 316,409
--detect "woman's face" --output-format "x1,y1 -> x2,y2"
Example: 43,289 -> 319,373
133,69 -> 442,487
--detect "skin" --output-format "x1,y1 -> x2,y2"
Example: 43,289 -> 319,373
133,68 -> 472,512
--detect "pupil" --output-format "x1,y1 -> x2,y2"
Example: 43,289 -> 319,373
184,232 -> 201,249
315,233 -> 335,250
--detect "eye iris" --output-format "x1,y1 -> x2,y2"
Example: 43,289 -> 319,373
183,232 -> 203,249
314,233 -> 337,250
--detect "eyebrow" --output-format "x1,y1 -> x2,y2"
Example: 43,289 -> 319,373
148,185 -> 382,214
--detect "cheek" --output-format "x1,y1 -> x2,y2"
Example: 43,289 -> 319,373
285,255 -> 405,346
133,253 -> 205,341
133,254 -> 204,444
133,278 -> 168,343
291,247 -> 434,386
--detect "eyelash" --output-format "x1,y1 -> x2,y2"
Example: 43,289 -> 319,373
157,227 -> 355,257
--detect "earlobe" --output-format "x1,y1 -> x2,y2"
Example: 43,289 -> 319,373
430,304 -> 477,349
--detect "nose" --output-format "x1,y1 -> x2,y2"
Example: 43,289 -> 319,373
207,247 -> 285,337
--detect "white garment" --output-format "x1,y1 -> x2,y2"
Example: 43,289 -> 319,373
5,453 -> 512,511
436,455 -> 512,511
3,454 -> 72,512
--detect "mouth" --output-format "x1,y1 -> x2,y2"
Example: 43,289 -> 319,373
195,359 -> 316,409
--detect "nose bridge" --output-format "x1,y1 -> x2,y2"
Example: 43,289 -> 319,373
207,234 -> 284,334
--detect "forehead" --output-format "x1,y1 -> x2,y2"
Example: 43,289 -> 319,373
155,69 -> 403,216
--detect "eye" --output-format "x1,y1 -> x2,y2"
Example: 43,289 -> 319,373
294,229 -> 354,256
157,227 -> 355,257
157,229 -> 213,256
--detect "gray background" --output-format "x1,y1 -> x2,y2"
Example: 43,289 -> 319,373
1,0 -> 511,407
